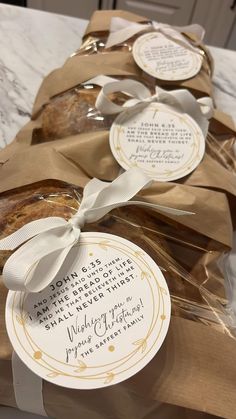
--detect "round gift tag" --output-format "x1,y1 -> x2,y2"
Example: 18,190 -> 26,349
110,102 -> 205,182
6,232 -> 171,389
133,32 -> 203,81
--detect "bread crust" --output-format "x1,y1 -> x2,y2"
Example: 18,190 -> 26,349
0,181 -> 82,271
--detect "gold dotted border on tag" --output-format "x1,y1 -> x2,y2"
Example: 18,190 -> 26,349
11,234 -> 169,383
133,32 -> 202,81
111,103 -> 203,181
12,240 -> 165,380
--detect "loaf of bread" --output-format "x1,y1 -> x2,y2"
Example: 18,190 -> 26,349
32,83 -> 138,143
32,87 -> 115,142
0,181 -> 81,271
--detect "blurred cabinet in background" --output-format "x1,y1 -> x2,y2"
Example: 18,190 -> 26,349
191,0 -> 236,47
111,0 -> 236,48
27,0 -> 236,49
27,0 -> 99,20
114,0 -> 195,26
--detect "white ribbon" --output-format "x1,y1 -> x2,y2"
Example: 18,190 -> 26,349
82,75 -> 119,87
0,169 -> 193,293
12,352 -> 48,417
95,78 -> 213,137
106,17 -> 205,53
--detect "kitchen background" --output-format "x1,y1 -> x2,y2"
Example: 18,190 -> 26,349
1,0 -> 236,49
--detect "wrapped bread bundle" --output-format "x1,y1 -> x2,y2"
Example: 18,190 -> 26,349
0,177 -> 232,330
0,167 -> 236,419
78,10 -> 213,98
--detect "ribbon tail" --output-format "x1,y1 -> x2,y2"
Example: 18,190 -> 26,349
0,217 -> 67,250
197,97 -> 214,120
173,23 -> 205,42
117,200 -> 195,216
155,87 -> 212,138
159,27 -> 202,55
91,168 -> 152,208
82,75 -> 120,88
79,178 -> 111,212
23,245 -> 76,293
2,224 -> 80,292
106,18 -> 150,48
73,168 -> 151,223
106,26 -> 141,48
95,79 -> 150,115
79,168 -> 194,225
84,200 -> 194,224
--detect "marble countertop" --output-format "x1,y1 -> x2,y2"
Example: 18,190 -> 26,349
0,4 -> 87,149
0,3 -> 236,149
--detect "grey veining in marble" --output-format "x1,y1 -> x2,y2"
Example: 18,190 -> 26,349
0,4 -> 236,150
0,4 -> 87,149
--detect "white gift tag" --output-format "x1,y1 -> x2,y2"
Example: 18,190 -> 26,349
6,232 -> 170,389
110,102 -> 205,182
133,32 -> 203,81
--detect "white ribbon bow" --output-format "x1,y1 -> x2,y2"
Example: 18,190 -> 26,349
0,169 -> 193,293
95,79 -> 213,137
106,17 -> 205,53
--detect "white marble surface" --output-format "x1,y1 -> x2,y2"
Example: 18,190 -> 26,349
0,4 -> 236,150
0,4 -> 87,149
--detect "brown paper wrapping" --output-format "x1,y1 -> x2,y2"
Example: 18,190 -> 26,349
32,52 -> 147,117
0,157 -> 234,418
0,133 -> 233,248
3,94 -> 236,223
